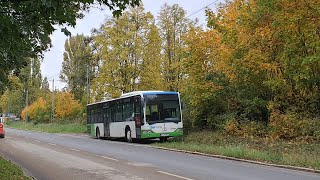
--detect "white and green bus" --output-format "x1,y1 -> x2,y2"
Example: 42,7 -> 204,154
87,91 -> 183,142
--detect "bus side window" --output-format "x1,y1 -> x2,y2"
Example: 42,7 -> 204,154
93,109 -> 96,123
123,103 -> 134,121
111,105 -> 116,122
116,104 -> 122,122
106,108 -> 111,123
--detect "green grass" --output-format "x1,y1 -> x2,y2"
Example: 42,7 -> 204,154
0,156 -> 31,180
154,131 -> 320,170
7,121 -> 86,134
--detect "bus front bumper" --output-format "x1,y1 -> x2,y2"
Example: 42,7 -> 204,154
141,131 -> 183,139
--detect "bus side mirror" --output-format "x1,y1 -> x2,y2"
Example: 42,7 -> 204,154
181,102 -> 185,110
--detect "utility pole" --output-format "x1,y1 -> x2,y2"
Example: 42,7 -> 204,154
26,58 -> 32,122
25,89 -> 28,122
51,79 -> 54,124
86,62 -> 89,105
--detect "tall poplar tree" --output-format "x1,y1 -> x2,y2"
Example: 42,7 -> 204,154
158,4 -> 195,91
139,24 -> 164,90
92,6 -> 155,99
60,35 -> 94,101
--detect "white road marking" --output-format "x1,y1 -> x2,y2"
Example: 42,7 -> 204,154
48,143 -> 56,146
24,137 -> 30,139
127,162 -> 153,167
34,140 -> 40,143
69,148 -> 80,152
101,139 -> 149,148
101,156 -> 119,162
157,171 -> 194,180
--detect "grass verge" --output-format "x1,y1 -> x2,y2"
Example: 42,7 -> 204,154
0,156 -> 31,180
154,131 -> 320,170
6,121 -> 86,134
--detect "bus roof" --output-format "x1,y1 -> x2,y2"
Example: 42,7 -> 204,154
87,91 -> 179,106
120,91 -> 178,98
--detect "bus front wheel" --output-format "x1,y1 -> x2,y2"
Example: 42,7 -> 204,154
96,127 -> 101,139
125,128 -> 132,143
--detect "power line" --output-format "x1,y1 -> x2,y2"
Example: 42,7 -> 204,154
186,1 -> 219,18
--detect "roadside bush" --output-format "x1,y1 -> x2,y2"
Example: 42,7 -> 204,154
224,118 -> 239,136
21,92 -> 83,124
55,92 -> 82,121
54,92 -> 83,123
315,130 -> 320,142
268,110 -> 317,140
207,113 -> 236,130
21,97 -> 50,123
224,118 -> 267,137
238,120 -> 267,138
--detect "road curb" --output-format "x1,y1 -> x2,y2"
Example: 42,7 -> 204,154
149,146 -> 320,174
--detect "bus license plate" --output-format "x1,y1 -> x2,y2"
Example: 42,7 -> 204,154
160,133 -> 169,137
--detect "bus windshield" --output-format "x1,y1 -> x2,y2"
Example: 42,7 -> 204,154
145,94 -> 181,124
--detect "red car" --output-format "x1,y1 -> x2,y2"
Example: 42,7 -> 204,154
0,122 -> 5,138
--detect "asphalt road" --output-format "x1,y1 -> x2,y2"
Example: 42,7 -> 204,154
0,128 -> 319,180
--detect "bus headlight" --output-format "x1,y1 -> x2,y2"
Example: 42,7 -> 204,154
174,128 -> 183,133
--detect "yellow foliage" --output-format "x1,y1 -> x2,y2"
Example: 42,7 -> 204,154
224,119 -> 267,137
54,92 -> 82,121
21,97 -> 47,121
21,92 -> 82,123
268,110 -> 317,140
239,121 -> 267,138
224,119 -> 239,136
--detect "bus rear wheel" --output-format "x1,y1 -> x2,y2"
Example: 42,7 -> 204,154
125,128 -> 132,143
96,127 -> 100,139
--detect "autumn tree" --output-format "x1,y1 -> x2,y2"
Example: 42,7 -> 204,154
0,0 -> 141,92
182,27 -> 234,128
19,58 -> 43,104
138,24 -> 164,90
21,97 -> 49,123
41,77 -> 50,92
54,92 -> 82,122
183,0 -> 320,131
209,0 -> 320,115
158,4 -> 195,91
21,91 -> 82,123
60,34 -> 94,101
0,75 -> 25,116
0,88 -> 24,116
0,58 -> 43,116
92,6 -> 155,99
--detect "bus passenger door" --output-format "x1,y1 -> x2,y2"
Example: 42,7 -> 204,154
134,96 -> 142,138
104,106 -> 110,137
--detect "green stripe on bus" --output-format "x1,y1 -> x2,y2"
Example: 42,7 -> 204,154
141,131 -> 183,139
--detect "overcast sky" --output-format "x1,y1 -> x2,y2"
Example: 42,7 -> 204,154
41,0 -> 224,90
